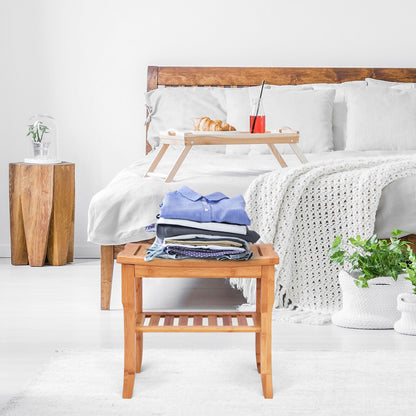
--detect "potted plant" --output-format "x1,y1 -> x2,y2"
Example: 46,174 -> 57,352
328,229 -> 414,329
394,248 -> 416,335
24,115 -> 59,164
27,120 -> 50,158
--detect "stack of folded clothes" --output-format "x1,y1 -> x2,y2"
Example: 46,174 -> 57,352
145,186 -> 260,261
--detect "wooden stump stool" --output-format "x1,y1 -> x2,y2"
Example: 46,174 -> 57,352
9,162 -> 75,266
117,243 -> 279,399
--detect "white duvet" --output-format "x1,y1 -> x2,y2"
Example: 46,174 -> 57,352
87,147 -> 416,245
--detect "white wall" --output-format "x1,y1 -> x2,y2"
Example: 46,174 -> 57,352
1,0 -> 416,258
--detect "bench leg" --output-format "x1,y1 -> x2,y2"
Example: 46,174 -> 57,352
136,332 -> 143,374
136,277 -> 143,373
122,264 -> 136,398
260,265 -> 274,399
255,277 -> 261,373
101,245 -> 115,310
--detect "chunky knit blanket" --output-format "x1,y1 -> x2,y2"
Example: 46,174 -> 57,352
230,156 -> 416,323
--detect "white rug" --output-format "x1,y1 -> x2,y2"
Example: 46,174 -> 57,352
2,349 -> 415,416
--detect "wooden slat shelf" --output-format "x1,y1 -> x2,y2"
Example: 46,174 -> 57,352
136,312 -> 260,333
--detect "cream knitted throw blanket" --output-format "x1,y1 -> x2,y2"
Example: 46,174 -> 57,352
230,156 -> 416,323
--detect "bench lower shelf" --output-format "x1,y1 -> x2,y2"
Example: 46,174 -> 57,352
136,312 -> 260,333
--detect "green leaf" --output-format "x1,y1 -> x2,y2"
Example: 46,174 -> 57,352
349,237 -> 359,247
391,229 -> 407,237
332,235 -> 342,248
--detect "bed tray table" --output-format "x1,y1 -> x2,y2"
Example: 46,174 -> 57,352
145,128 -> 308,182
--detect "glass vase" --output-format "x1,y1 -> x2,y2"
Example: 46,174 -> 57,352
24,115 -> 61,164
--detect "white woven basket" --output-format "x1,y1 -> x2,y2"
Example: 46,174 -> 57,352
332,270 -> 413,329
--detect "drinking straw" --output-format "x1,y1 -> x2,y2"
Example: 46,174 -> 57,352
251,80 -> 265,133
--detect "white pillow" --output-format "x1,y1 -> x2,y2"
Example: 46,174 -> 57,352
145,87 -> 227,151
366,78 -> 416,89
226,81 -> 367,153
346,86 -> 416,151
224,87 -> 254,155
309,81 -> 367,150
225,87 -> 335,154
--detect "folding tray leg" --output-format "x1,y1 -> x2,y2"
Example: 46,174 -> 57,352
267,143 -> 288,168
165,145 -> 192,182
289,143 -> 308,164
145,144 -> 170,177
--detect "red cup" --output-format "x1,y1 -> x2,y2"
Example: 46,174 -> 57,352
250,115 -> 265,133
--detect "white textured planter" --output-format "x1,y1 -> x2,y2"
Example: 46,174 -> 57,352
394,293 -> 416,336
332,270 -> 413,329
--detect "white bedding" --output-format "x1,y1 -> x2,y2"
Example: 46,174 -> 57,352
87,147 -> 416,245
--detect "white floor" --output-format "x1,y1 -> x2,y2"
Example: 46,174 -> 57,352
1,258 -> 415,412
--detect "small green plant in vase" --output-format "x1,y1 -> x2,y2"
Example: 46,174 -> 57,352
328,229 -> 416,329
24,115 -> 59,164
27,120 -> 50,143
24,115 -> 60,163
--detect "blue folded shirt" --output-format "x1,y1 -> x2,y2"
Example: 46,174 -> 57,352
159,186 -> 251,225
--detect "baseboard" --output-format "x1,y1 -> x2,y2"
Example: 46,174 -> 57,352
0,244 -> 10,258
0,244 -> 100,259
74,245 -> 100,259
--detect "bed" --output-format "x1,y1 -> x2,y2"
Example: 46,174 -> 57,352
92,66 -> 416,310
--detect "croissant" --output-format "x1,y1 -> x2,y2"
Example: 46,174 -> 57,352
193,117 -> 236,132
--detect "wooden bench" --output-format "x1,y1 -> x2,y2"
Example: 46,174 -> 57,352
117,243 -> 279,399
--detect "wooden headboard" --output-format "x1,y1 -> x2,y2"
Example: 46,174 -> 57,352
145,66 -> 416,153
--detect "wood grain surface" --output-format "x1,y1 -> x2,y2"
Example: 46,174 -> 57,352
153,66 -> 416,87
9,163 -> 75,266
119,242 -> 278,398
